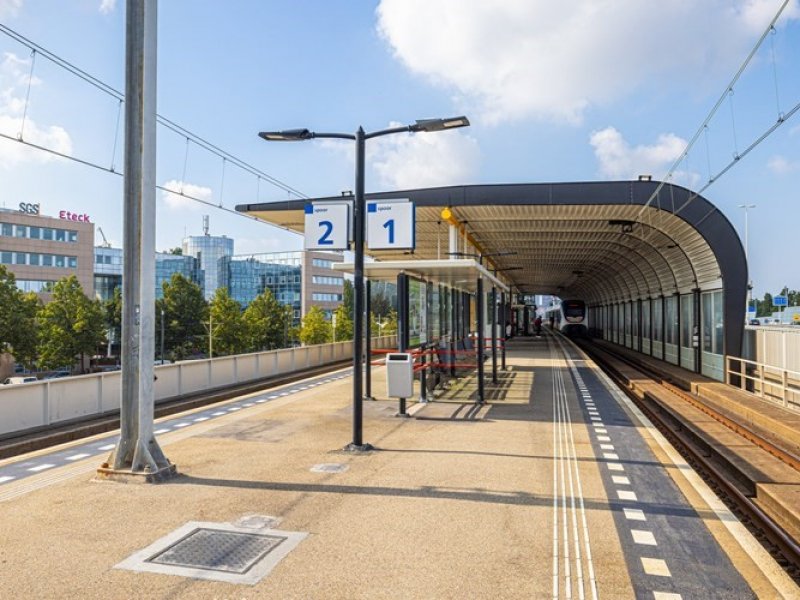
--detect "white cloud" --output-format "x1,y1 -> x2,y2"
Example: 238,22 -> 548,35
99,0 -> 116,15
0,0 -> 22,19
0,52 -> 72,168
376,0 -> 800,125
589,126 -> 690,180
160,179 -> 213,211
767,155 -> 800,174
319,125 -> 480,190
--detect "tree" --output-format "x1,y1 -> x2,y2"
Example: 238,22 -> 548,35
37,276 -> 105,371
160,273 -> 208,360
0,266 -> 39,367
208,287 -> 246,356
167,247 -> 183,255
381,309 -> 398,335
243,289 -> 288,351
104,286 -> 122,358
299,306 -> 331,345
757,292 -> 773,317
342,279 -> 354,318
370,290 -> 392,318
332,303 -> 353,341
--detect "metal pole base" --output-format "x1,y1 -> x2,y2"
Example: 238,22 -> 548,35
394,412 -> 412,418
95,462 -> 177,484
342,442 -> 375,453
363,396 -> 377,401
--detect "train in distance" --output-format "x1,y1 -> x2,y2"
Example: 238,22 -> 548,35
545,299 -> 588,337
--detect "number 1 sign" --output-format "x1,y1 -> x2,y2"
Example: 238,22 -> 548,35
366,200 -> 415,250
304,203 -> 350,250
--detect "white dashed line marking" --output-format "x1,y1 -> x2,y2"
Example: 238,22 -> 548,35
607,463 -> 624,472
603,453 -> 619,460
631,530 -> 657,546
597,436 -> 611,442
653,592 -> 682,600
256,399 -> 266,403
0,476 -> 16,484
623,508 -> 646,521
641,557 -> 671,577
28,464 -> 55,472
612,475 -> 630,485
193,417 -> 209,422
212,411 -> 226,416
268,395 -> 278,399
243,403 -> 254,407
98,444 -> 116,451
600,444 -> 614,450
228,407 -> 242,411
617,490 -> 638,502
594,428 -> 607,434
591,417 -> 602,422
65,453 -> 90,461
173,422 -> 190,428
154,428 -> 170,434
279,393 -> 289,397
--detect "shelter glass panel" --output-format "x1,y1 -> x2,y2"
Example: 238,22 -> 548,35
680,294 -> 695,370
652,297 -> 663,359
409,278 -> 427,347
642,299 -> 651,355
701,291 -> 725,381
632,301 -> 640,349
665,296 -> 679,365
624,302 -> 631,348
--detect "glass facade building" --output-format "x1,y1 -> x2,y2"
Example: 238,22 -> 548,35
182,235 -> 234,300
93,247 -> 204,302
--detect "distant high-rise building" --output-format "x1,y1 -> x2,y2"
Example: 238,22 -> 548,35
182,226 -> 233,300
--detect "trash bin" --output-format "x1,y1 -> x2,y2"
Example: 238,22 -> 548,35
386,353 -> 414,398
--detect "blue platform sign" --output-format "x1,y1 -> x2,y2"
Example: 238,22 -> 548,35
366,199 -> 414,250
747,304 -> 756,314
773,295 -> 788,307
304,202 -> 350,251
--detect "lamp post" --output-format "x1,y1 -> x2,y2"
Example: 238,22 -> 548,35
160,307 -> 165,365
739,203 -> 756,317
259,116 -> 470,451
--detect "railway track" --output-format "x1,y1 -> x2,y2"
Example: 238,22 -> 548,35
0,359 -> 351,460
574,337 -> 800,585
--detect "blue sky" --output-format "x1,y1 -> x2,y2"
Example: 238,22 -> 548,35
0,0 -> 798,297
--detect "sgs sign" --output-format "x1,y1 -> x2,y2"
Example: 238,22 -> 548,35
18,202 -> 40,215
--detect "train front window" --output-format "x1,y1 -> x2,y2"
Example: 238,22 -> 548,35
563,301 -> 585,322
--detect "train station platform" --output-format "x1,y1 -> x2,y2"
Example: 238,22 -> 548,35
0,337 -> 796,599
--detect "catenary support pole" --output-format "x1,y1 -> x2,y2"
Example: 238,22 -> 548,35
477,276 -> 485,405
397,272 -> 409,416
364,278 -> 373,400
349,127 -> 367,449
501,291 -> 507,370
491,286 -> 498,384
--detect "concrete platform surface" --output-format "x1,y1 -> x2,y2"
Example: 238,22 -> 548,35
0,338 -> 796,599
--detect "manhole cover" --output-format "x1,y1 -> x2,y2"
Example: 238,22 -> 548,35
147,529 -> 286,574
115,521 -> 308,585
310,463 -> 349,473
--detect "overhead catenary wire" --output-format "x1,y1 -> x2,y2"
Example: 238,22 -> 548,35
0,22 -> 309,201
638,0 -> 796,217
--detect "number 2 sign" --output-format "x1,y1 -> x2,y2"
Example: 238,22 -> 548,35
366,200 -> 415,250
304,203 -> 350,250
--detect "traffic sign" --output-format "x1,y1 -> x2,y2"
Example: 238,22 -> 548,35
773,295 -> 788,307
304,202 -> 350,250
366,199 -> 415,250
747,305 -> 756,314
794,313 -> 800,323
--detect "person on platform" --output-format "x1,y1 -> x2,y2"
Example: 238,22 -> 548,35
534,315 -> 543,337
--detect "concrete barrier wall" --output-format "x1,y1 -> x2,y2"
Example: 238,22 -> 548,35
0,336 -> 396,438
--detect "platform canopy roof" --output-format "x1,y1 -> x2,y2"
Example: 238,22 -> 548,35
236,180 -> 745,308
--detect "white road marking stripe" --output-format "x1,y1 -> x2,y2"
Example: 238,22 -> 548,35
65,453 -> 90,461
228,407 -> 242,411
612,475 -> 630,485
98,444 -> 115,451
28,464 -> 55,472
617,490 -> 638,502
173,422 -> 190,428
653,592 -> 682,600
193,417 -> 209,422
0,476 -> 15,484
641,557 -> 671,577
603,453 -> 619,460
607,463 -> 624,472
243,403 -> 254,407
623,508 -> 646,521
593,427 -> 607,433
596,436 -> 611,442
631,530 -> 657,546
212,411 -> 225,416
600,444 -> 614,450
154,429 -> 170,434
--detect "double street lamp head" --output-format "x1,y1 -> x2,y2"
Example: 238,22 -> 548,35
258,116 -> 470,143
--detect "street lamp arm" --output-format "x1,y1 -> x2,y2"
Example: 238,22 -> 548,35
364,125 -> 415,140
309,132 -> 356,141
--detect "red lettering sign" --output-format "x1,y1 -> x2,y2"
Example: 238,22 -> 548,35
58,211 -> 91,223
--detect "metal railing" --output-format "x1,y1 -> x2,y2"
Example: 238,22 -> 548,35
725,355 -> 800,413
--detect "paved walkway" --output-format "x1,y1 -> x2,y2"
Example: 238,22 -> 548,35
0,337 -> 794,599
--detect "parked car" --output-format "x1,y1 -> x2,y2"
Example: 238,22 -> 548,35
748,318 -> 760,325
43,370 -> 71,379
2,376 -> 38,385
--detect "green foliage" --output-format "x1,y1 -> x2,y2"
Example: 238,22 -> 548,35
167,247 -> 183,255
0,266 -> 39,366
242,288 -> 288,351
370,290 -> 392,318
381,309 -> 398,335
37,276 -> 105,371
332,303 -> 353,341
160,273 -> 208,360
299,306 -> 331,345
104,286 -> 122,354
342,279 -> 354,318
208,287 -> 246,356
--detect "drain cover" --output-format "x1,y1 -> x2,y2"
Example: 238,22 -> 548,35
115,521 -> 308,585
147,529 -> 286,574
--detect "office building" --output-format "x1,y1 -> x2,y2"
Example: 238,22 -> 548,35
220,251 -> 344,324
94,246 -> 204,302
0,205 -> 94,298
